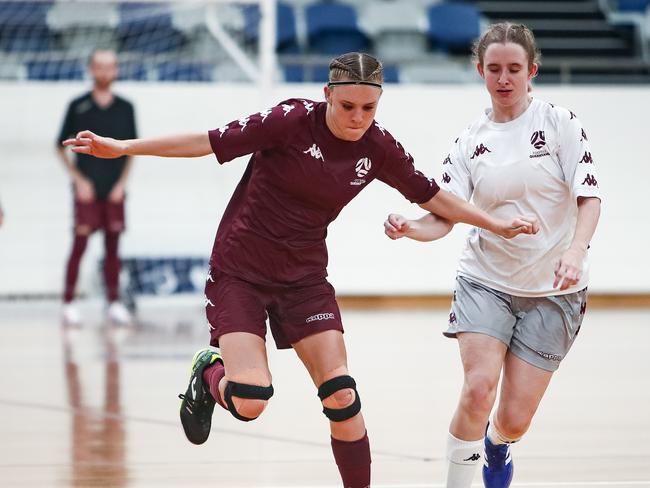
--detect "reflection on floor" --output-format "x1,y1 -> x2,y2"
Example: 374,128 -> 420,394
0,300 -> 649,487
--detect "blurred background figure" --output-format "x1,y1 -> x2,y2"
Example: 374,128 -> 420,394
56,49 -> 137,326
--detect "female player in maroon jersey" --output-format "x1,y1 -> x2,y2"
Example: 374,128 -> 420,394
64,52 -> 537,488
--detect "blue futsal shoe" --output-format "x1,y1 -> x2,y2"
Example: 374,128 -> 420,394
482,436 -> 513,488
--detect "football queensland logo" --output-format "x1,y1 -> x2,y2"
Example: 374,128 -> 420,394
530,131 -> 546,149
350,158 -> 372,186
355,157 -> 371,177
529,130 -> 550,159
351,157 -> 371,186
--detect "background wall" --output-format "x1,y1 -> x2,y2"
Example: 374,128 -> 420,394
0,82 -> 647,296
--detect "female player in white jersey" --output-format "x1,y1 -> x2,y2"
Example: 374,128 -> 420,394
63,52 -> 537,488
384,23 -> 601,488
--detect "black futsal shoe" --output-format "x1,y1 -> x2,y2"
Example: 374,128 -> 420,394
178,347 -> 222,444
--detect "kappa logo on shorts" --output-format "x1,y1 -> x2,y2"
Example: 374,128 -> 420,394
306,312 -> 335,324
449,312 -> 457,324
535,350 -> 563,362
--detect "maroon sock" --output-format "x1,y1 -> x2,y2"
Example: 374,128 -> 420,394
103,232 -> 121,302
331,432 -> 371,488
63,234 -> 89,302
202,361 -> 227,409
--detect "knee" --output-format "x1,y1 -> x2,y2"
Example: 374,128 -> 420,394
496,412 -> 531,440
322,387 -> 356,410
318,375 -> 361,422
223,379 -> 274,422
75,225 -> 92,236
230,398 -> 268,420
461,375 -> 498,416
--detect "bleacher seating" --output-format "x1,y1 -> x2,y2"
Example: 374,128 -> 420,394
305,2 -> 369,54
242,2 -> 299,53
427,2 -> 481,54
1,0 -> 649,83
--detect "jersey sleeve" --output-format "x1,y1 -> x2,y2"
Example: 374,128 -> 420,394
555,108 -> 601,201
376,135 -> 439,204
208,101 -> 304,164
439,133 -> 473,202
57,102 -> 75,146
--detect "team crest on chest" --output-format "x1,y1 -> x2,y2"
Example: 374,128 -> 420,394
529,130 -> 550,159
350,157 -> 371,186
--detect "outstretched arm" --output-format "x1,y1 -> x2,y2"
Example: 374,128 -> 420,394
554,196 -> 601,290
420,189 -> 539,239
384,213 -> 454,242
63,130 -> 212,158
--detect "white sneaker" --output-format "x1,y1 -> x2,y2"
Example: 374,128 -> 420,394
107,301 -> 132,325
62,303 -> 82,325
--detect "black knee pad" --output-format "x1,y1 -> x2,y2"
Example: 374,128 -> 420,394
317,375 -> 361,422
223,381 -> 274,422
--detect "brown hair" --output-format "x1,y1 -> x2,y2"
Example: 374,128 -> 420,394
329,52 -> 384,85
473,23 -> 541,68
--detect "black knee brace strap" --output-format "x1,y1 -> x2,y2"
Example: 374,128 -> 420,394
224,381 -> 274,422
317,375 -> 361,422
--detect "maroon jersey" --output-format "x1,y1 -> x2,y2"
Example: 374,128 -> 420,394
208,98 -> 439,286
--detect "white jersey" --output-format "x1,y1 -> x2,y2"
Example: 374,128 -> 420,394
440,98 -> 601,297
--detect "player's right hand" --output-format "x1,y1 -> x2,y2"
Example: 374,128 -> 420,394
384,213 -> 411,240
63,130 -> 126,159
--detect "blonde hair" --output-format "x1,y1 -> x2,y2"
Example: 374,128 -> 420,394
329,52 -> 384,85
473,23 -> 541,68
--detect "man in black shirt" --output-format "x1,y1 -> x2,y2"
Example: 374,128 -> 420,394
57,49 -> 137,324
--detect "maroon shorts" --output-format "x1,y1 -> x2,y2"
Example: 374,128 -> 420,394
205,268 -> 344,349
74,199 -> 125,233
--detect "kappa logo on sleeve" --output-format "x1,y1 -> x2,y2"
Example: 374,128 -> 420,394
300,100 -> 314,114
374,121 -> 386,136
578,151 -> 594,164
259,108 -> 273,123
216,124 -> 229,137
282,103 -> 295,116
238,116 -> 250,131
582,174 -> 598,187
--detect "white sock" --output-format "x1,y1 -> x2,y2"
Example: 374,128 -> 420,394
445,432 -> 483,488
487,419 -> 520,445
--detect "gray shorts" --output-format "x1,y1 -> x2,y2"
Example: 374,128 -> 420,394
444,275 -> 588,372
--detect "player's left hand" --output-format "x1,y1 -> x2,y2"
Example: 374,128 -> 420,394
496,216 -> 539,239
554,247 -> 585,290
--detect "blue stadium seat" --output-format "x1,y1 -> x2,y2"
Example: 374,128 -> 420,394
27,60 -> 84,80
118,61 -> 149,81
117,2 -> 185,53
283,63 -> 398,83
283,63 -> 330,82
617,0 -> 650,11
0,2 -> 56,53
306,2 -> 369,54
157,62 -> 213,82
427,2 -> 480,53
243,2 -> 299,53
